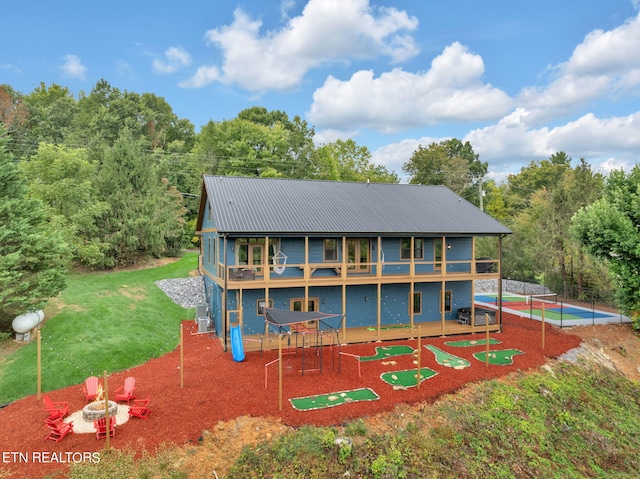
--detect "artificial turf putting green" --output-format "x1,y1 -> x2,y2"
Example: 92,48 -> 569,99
424,345 -> 470,369
290,387 -> 380,411
380,367 -> 437,388
472,349 -> 524,365
444,338 -> 502,347
359,345 -> 415,362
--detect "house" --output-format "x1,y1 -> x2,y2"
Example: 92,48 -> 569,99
195,176 -> 512,352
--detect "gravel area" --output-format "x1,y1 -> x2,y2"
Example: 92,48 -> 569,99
155,276 -> 206,309
474,279 -> 553,295
155,276 -> 552,310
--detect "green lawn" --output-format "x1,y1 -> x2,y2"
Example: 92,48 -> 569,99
0,253 -> 199,404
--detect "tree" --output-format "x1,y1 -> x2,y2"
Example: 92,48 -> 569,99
503,156 -> 606,297
0,85 -> 32,158
0,126 -> 70,332
23,83 -> 78,145
92,132 -> 186,267
572,166 -> 640,330
403,139 -> 487,205
503,151 -> 571,215
71,79 -> 195,151
194,106 -> 315,179
194,117 -> 290,176
20,143 -> 110,268
309,139 -> 399,183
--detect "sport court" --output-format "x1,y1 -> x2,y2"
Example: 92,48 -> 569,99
475,292 -> 630,327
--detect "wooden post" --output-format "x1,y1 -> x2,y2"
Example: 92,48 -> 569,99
37,329 -> 42,400
541,303 -> 546,350
180,323 -> 184,388
278,334 -> 283,411
416,326 -> 422,389
485,313 -> 490,367
103,370 -> 110,448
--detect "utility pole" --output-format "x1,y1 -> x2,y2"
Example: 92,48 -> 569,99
479,178 -> 484,211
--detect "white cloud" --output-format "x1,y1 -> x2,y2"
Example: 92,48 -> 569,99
153,46 -> 191,74
178,65 -> 220,88
548,111 -> 640,154
60,54 -> 86,80
184,0 -> 419,91
597,156 -> 632,174
308,42 -> 513,132
1,63 -> 21,73
280,0 -> 296,21
518,12 -> 640,122
464,109 -> 640,176
312,128 -> 360,146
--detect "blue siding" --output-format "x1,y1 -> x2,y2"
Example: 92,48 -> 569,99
199,231 -> 482,337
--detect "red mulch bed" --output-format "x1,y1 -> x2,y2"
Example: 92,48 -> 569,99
0,313 -> 582,478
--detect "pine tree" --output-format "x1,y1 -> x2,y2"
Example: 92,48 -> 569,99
0,126 -> 70,332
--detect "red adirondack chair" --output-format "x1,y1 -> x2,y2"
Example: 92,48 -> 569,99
114,377 -> 136,403
128,397 -> 152,419
42,395 -> 69,420
83,376 -> 100,402
94,416 -> 116,440
44,417 -> 74,442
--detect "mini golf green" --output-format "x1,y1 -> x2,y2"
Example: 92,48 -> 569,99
380,367 -> 437,388
472,349 -> 524,365
360,345 -> 415,362
424,345 -> 470,369
444,338 -> 502,347
290,387 -> 380,411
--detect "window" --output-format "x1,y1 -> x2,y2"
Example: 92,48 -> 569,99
324,239 -> 338,261
291,298 -> 319,312
347,239 -> 370,271
257,299 -> 273,315
434,238 -> 443,271
401,238 -> 424,260
440,290 -> 452,312
235,238 -> 279,275
411,292 -> 422,315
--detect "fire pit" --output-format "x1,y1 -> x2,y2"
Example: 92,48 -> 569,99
82,400 -> 118,422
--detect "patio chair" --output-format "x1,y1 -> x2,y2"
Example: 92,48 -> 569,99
114,376 -> 136,403
94,416 -> 116,440
42,395 -> 69,420
128,397 -> 152,419
44,417 -> 73,443
83,375 -> 100,402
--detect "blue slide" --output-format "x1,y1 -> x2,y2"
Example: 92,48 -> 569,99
230,323 -> 245,362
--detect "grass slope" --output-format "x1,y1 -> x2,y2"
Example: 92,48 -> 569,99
0,253 -> 197,404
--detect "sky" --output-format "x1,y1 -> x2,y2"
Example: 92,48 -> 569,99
2,0 -> 640,182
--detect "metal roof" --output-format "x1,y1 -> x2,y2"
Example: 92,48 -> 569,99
200,176 -> 512,236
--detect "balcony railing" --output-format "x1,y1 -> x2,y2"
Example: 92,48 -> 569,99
219,258 -> 497,284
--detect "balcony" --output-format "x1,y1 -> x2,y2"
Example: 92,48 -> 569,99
219,257 -> 498,288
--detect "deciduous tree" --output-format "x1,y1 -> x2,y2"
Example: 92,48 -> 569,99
572,166 -> 640,329
403,139 -> 487,205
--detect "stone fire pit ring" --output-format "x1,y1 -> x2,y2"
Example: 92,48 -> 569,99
82,400 -> 118,422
